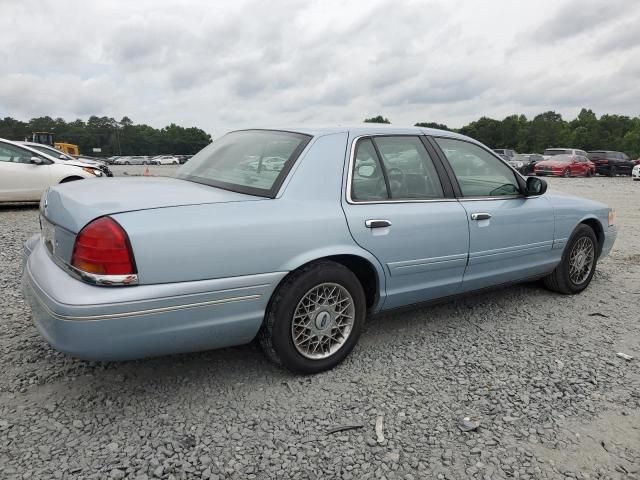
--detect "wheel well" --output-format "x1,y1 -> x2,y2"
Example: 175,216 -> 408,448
60,176 -> 84,183
273,255 -> 380,311
326,255 -> 379,309
580,218 -> 604,253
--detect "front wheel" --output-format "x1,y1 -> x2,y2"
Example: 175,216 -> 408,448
609,166 -> 617,177
586,169 -> 593,177
543,224 -> 598,294
259,261 -> 366,373
563,168 -> 570,177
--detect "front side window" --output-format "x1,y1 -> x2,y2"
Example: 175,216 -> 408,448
0,143 -> 37,164
435,137 -> 520,197
176,130 -> 311,197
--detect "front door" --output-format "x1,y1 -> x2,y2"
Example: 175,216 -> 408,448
342,135 -> 470,310
431,136 -> 556,292
0,143 -> 52,202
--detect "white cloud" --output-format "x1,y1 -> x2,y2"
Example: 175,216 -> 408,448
0,0 -> 639,135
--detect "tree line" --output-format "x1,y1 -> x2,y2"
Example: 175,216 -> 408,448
0,116 -> 212,156
366,109 -> 640,158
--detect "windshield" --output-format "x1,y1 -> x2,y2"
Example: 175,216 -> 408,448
176,130 -> 311,197
30,144 -> 72,160
544,149 -> 570,156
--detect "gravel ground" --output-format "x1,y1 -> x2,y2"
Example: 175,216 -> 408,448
1,174 -> 639,479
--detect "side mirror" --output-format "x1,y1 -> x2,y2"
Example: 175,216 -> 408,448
30,157 -> 44,165
357,164 -> 376,178
526,176 -> 547,196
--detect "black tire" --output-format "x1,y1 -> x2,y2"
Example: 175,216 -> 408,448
259,260 -> 366,373
172,161 -> 178,165
124,161 -> 130,165
142,161 -> 148,165
563,168 -> 570,178
543,224 -> 598,294
609,166 -> 616,177
586,169 -> 593,177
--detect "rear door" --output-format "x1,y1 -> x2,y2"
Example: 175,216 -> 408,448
342,135 -> 470,309
430,136 -> 556,292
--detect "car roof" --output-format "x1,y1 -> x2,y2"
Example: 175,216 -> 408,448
233,125 -> 474,142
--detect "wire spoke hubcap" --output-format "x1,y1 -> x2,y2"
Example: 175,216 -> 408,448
291,282 -> 355,360
569,237 -> 595,285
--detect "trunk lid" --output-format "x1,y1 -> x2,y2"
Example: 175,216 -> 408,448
42,176 -> 264,233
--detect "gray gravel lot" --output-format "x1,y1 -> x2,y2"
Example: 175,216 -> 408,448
1,172 -> 639,479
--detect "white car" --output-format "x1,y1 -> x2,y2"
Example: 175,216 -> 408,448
543,148 -> 588,160
153,155 -> 181,165
633,163 -> 640,181
19,141 -> 113,177
0,139 -> 105,202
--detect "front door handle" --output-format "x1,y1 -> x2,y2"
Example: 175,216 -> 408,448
470,212 -> 492,221
365,219 -> 392,228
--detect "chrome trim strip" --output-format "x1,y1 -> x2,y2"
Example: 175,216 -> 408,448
67,264 -> 139,287
27,283 -> 261,322
345,134 -> 456,205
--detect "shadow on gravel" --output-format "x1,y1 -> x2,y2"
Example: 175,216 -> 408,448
30,280 -> 555,401
0,203 -> 39,210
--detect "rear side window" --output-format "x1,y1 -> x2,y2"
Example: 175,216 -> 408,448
373,137 -> 444,199
350,136 -> 445,202
351,139 -> 387,201
435,138 -> 520,197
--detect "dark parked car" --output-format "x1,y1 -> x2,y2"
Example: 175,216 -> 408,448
508,153 -> 544,175
587,151 -> 635,176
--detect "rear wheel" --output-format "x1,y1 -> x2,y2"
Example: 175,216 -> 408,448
124,161 -> 130,165
563,168 -> 570,177
586,169 -> 593,177
609,166 -> 617,177
259,261 -> 366,373
543,224 -> 598,294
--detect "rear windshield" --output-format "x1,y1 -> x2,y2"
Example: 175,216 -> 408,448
176,130 -> 311,198
546,154 -> 573,163
544,149 -> 570,156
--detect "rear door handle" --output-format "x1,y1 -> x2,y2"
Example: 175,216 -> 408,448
470,213 -> 492,221
365,219 -> 392,228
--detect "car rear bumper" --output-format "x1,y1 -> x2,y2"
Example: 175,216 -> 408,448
22,238 -> 286,361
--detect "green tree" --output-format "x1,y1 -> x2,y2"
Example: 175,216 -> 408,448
364,115 -> 391,124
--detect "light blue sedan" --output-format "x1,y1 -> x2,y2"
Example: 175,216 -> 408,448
22,127 -> 617,373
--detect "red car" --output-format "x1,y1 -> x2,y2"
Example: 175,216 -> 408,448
534,154 -> 595,177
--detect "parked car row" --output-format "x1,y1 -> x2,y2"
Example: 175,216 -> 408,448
494,147 -> 640,178
107,155 -> 192,165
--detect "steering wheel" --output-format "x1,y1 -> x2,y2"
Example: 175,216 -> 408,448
386,167 -> 408,197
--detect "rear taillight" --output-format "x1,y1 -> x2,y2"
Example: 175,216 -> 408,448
71,216 -> 136,276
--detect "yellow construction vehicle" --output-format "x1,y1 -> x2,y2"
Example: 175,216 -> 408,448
31,132 -> 80,156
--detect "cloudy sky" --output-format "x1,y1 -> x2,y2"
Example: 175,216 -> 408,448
1,0 -> 639,135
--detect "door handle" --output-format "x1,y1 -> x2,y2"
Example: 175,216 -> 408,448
365,219 -> 392,228
470,213 -> 492,221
